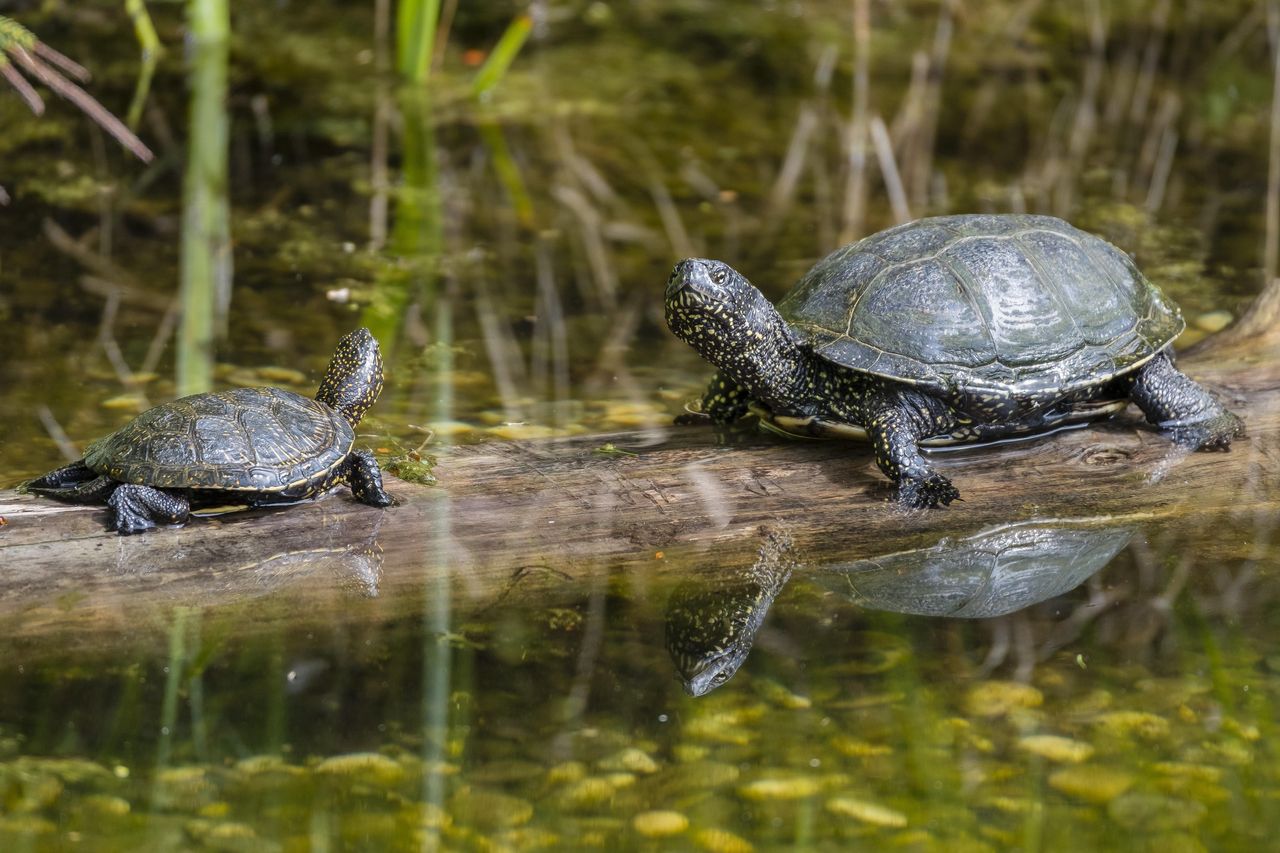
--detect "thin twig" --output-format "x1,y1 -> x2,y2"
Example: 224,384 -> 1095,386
0,59 -> 43,114
870,114 -> 910,223
475,276 -> 527,424
553,184 -> 617,305
141,298 -> 181,376
32,39 -> 89,82
554,125 -> 618,206
44,218 -> 148,291
97,289 -> 151,405
1135,92 -> 1180,202
36,405 -> 81,462
840,0 -> 871,243
1127,0 -> 1171,127
648,175 -> 695,260
535,238 -> 570,418
903,0 -> 954,210
766,103 -> 819,229
80,275 -> 169,311
1266,1 -> 1280,283
1053,0 -> 1106,218
369,0 -> 391,250
9,46 -> 153,162
1144,124 -> 1178,214
433,0 -> 458,74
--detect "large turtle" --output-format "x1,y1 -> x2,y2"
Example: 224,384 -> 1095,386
665,214 -> 1244,507
25,327 -> 393,534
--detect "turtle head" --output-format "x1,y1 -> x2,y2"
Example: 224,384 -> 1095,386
664,579 -> 762,697
317,327 -> 384,427
665,258 -> 801,398
665,259 -> 758,349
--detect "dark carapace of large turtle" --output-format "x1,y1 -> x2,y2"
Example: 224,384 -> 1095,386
25,327 -> 394,534
665,214 -> 1244,507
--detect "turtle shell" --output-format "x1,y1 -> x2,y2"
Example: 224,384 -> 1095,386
777,214 -> 1184,399
818,520 -> 1135,619
85,386 -> 353,495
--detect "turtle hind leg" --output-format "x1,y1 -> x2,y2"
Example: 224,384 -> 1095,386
864,389 -> 961,508
677,372 -> 751,425
50,475 -> 119,504
346,449 -> 394,508
26,462 -> 119,505
107,485 -> 190,535
1129,351 -> 1244,450
23,460 -> 97,494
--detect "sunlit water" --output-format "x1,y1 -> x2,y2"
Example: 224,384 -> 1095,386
1,1 -> 1277,849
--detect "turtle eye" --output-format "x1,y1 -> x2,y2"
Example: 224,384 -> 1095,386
711,267 -> 728,285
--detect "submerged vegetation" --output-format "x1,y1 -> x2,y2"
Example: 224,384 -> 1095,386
0,531 -> 1276,849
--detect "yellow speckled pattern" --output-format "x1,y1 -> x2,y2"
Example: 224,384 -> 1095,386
664,216 -> 1243,509
316,327 -> 385,428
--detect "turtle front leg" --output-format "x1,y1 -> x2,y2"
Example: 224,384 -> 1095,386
863,390 -> 960,508
107,484 -> 190,535
677,372 -> 751,425
1128,351 -> 1244,450
346,449 -> 394,507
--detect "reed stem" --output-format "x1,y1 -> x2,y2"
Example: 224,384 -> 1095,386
177,0 -> 231,395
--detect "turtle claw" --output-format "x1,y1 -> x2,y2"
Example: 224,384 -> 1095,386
107,484 -> 190,535
897,473 -> 960,508
1164,410 -> 1244,452
107,487 -> 157,535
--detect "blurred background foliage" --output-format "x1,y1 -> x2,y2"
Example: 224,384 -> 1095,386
1,0 -> 1275,478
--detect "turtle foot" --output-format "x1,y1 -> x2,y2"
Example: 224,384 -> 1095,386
897,473 -> 960,509
348,449 -> 394,508
1164,410 -> 1244,452
107,484 -> 190,535
107,488 -> 157,535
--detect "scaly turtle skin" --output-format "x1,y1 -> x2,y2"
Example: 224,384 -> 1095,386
665,214 -> 1244,507
26,327 -> 393,534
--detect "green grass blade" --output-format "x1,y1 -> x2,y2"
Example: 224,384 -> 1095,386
470,15 -> 531,98
397,0 -> 440,85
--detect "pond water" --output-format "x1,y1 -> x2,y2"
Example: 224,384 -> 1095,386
1,1 -> 1278,850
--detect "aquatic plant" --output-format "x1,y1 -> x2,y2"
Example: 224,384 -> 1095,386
0,14 -> 152,162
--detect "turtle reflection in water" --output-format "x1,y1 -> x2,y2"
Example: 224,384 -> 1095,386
25,328 -> 393,535
665,531 -> 797,697
664,521 -> 1132,695
815,520 -> 1134,618
666,214 -> 1244,507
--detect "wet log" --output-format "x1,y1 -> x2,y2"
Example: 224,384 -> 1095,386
1,292 -> 1278,647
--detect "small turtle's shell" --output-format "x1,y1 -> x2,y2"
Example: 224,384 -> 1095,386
778,214 -> 1184,401
85,387 -> 353,495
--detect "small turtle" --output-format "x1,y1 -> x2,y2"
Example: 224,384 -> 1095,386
665,214 -> 1244,507
26,327 -> 393,534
